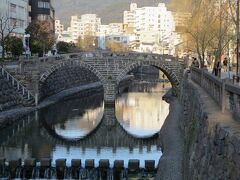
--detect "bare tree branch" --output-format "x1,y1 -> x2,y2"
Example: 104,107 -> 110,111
0,15 -> 17,58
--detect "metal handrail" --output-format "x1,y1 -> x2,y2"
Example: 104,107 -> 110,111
0,66 -> 35,100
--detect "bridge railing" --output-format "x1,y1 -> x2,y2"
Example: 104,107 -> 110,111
190,67 -> 240,120
56,52 -> 178,61
0,66 -> 36,104
225,83 -> 240,120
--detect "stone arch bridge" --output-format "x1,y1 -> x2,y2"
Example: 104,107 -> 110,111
37,52 -> 182,104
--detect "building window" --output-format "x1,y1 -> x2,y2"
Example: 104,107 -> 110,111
37,14 -> 49,21
10,3 -> 16,13
10,18 -> 17,26
18,6 -> 24,12
18,20 -> 24,28
38,1 -> 50,8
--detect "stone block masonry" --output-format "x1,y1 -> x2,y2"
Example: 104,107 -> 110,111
0,75 -> 22,111
39,66 -> 100,99
2,52 -> 183,105
181,73 -> 240,180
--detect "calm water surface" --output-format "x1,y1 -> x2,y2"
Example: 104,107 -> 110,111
0,82 -> 171,167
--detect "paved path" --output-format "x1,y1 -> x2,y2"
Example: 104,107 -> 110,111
156,97 -> 184,180
207,68 -> 236,80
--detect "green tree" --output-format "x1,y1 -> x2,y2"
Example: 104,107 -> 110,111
6,36 -> 23,59
56,41 -> 70,53
25,20 -> 55,56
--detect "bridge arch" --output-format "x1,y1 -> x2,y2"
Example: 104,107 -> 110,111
38,54 -> 182,103
39,60 -> 106,100
116,60 -> 182,96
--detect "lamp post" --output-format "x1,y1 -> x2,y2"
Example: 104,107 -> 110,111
24,34 -> 30,60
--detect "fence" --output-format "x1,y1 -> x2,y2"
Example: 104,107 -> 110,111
191,67 -> 240,120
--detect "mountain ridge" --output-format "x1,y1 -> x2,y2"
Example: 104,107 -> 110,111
52,0 -> 170,27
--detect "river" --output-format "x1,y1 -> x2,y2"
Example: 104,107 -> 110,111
0,81 -> 171,168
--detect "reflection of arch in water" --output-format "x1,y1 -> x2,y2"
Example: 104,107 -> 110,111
120,81 -> 171,94
39,92 -> 104,141
41,106 -> 160,148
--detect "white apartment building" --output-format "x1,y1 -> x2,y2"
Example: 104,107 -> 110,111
96,23 -> 129,50
0,0 -> 29,57
123,3 -> 137,28
108,23 -> 123,35
123,3 -> 178,54
81,14 -> 101,35
0,0 -> 29,36
69,14 -> 101,43
55,19 -> 64,35
96,25 -> 108,49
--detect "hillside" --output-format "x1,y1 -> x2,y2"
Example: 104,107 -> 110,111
52,0 -> 169,27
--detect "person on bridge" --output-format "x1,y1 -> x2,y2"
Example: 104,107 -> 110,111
214,61 -> 222,77
191,57 -> 198,68
223,58 -> 228,72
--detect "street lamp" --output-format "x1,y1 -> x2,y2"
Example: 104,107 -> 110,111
24,34 -> 30,60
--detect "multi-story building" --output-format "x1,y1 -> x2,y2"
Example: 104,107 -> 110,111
124,3 -> 176,34
81,14 -> 101,36
123,3 -> 178,54
68,14 -> 101,43
108,23 -> 123,35
96,25 -> 108,49
55,19 -> 64,35
0,0 -> 29,57
123,3 -> 137,28
69,16 -> 79,41
0,0 -> 29,37
29,0 -> 55,33
96,23 -> 130,50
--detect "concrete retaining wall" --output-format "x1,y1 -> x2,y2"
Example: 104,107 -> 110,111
181,73 -> 240,180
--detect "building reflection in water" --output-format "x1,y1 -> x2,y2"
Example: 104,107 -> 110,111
53,106 -> 104,139
39,94 -> 104,140
0,82 -> 170,167
116,82 -> 171,137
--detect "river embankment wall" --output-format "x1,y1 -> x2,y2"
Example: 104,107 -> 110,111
181,73 -> 240,180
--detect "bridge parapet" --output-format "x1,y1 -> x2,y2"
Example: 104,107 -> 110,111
2,52 -> 183,105
191,67 -> 240,120
39,53 -> 182,103
57,51 -> 177,61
